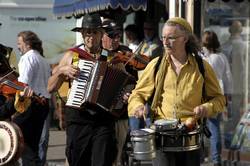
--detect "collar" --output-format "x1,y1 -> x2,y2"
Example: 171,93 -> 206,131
22,49 -> 37,56
165,53 -> 193,66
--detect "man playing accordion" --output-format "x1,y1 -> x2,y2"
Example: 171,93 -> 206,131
48,13 -> 132,166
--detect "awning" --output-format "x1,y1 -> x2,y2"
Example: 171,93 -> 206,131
53,0 -> 147,18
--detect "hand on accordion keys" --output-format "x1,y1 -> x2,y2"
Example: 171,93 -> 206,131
60,64 -> 80,79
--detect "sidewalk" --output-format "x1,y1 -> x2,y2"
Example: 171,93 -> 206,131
47,129 -> 66,166
46,128 -> 215,166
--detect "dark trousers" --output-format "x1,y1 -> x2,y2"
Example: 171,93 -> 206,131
13,99 -> 49,166
13,99 -> 49,153
152,149 -> 200,166
66,122 -> 117,166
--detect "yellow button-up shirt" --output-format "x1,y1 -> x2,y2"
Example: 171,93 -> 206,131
128,55 -> 226,121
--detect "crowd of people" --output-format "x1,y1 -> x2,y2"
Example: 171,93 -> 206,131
0,12 -> 246,166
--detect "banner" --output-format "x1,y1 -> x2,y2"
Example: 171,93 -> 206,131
0,7 -> 75,64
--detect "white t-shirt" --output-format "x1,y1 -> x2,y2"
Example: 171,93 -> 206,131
18,50 -> 51,98
202,47 -> 233,95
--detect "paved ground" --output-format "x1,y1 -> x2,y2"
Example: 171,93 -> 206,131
47,129 -> 66,166
46,129 -> 214,166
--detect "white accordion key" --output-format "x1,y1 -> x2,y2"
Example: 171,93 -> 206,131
66,59 -> 95,108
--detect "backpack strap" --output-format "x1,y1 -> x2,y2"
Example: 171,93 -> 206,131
194,54 -> 212,139
194,54 -> 206,99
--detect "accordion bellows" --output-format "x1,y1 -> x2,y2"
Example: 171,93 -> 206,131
66,59 -> 134,111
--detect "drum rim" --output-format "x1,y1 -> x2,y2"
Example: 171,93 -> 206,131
154,119 -> 178,125
158,129 -> 201,135
130,128 -> 155,136
0,121 -> 19,165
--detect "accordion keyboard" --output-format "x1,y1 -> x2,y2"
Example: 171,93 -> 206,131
66,59 -> 95,108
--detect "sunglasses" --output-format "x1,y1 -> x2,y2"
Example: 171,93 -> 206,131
107,33 -> 121,39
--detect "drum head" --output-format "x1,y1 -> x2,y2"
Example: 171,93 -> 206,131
0,121 -> 19,165
154,119 -> 178,125
154,119 -> 178,131
131,128 -> 155,136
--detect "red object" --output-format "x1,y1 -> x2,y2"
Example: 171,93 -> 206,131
0,71 -> 26,96
1,80 -> 26,95
111,51 -> 150,70
184,117 -> 196,131
69,47 -> 95,61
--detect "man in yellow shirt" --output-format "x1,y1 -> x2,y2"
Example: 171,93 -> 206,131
128,17 -> 226,166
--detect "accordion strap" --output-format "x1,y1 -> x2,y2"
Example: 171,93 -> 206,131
68,47 -> 95,61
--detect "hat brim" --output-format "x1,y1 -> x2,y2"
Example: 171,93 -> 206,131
106,30 -> 121,36
103,26 -> 122,35
71,27 -> 82,32
71,27 -> 103,32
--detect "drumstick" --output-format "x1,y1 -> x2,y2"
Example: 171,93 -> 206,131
143,106 -> 146,121
143,106 -> 147,127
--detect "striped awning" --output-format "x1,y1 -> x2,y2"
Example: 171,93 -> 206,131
53,0 -> 147,18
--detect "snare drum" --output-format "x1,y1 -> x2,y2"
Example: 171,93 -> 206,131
0,121 -> 24,165
155,127 -> 201,152
154,119 -> 179,131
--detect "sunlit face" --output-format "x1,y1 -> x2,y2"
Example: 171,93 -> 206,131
161,25 -> 187,55
81,28 -> 103,50
17,36 -> 30,55
102,32 -> 121,51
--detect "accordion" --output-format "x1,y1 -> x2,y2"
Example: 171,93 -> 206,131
66,59 -> 134,111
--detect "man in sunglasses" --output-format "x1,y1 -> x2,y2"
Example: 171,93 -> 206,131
48,13 -> 117,166
102,18 -> 138,166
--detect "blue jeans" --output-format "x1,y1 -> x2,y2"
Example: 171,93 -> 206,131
129,116 -> 151,130
207,114 -> 222,164
38,99 -> 53,166
129,104 -> 151,130
38,116 -> 50,166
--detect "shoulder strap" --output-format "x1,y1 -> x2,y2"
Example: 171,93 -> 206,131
194,54 -> 211,138
154,55 -> 163,77
68,47 -> 94,61
194,54 -> 206,99
194,54 -> 205,77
